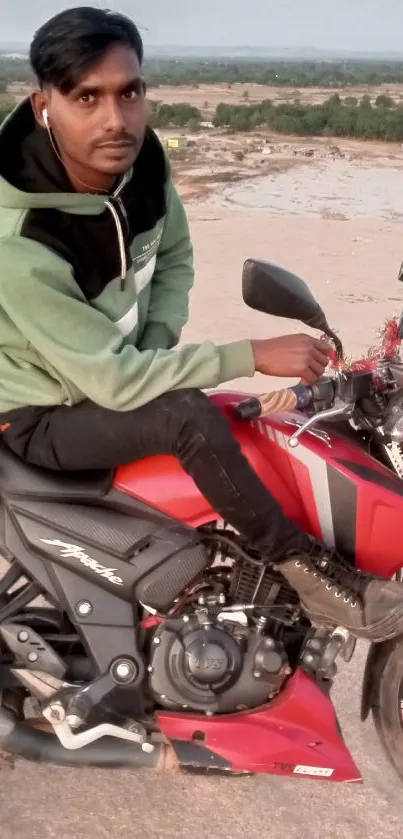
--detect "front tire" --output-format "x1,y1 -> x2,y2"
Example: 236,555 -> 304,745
372,637 -> 403,780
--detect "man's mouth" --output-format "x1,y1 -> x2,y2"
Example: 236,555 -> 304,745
96,140 -> 134,149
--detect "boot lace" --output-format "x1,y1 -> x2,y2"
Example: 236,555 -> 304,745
300,545 -> 373,606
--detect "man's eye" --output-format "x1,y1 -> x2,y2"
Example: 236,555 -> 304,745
123,89 -> 137,101
79,94 -> 95,104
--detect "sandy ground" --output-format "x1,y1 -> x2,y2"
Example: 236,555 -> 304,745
183,200 -> 403,374
2,159 -> 403,834
159,130 -> 403,203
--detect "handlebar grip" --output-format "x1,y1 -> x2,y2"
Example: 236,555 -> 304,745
234,384 -> 313,420
234,396 -> 263,420
234,387 -> 298,420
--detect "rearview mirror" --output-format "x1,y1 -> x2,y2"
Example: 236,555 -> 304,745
242,259 -> 328,330
242,259 -> 344,359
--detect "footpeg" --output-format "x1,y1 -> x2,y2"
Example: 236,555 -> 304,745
331,626 -> 356,663
42,701 -> 154,753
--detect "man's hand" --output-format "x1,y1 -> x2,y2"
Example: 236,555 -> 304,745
252,334 -> 330,385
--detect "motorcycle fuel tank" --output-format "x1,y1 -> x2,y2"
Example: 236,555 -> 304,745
114,391 -> 403,578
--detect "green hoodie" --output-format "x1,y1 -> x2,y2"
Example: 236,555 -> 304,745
0,99 -> 255,414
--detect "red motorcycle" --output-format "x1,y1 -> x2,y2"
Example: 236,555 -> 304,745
1,259 -> 403,784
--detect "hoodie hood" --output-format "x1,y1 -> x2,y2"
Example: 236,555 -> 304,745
0,98 -> 147,216
0,97 -> 169,283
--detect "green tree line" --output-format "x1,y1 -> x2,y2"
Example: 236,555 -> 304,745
3,88 -> 403,142
144,59 -> 403,88
148,101 -> 202,128
148,95 -> 403,140
0,57 -> 33,86
5,54 -> 403,88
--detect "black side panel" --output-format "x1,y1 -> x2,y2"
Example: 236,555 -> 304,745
5,503 -> 209,609
102,488 -> 193,531
4,512 -> 59,601
338,459 -> 403,498
47,564 -> 142,675
326,464 -> 358,558
8,509 -> 139,600
4,513 -> 143,675
9,499 -> 160,558
135,543 -> 207,610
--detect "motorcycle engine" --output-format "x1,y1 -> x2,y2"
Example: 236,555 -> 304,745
148,610 -> 290,714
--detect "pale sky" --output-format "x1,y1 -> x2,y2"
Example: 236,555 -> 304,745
1,0 -> 403,52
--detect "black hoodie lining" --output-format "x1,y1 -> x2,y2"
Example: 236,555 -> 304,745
1,100 -> 168,300
0,102 -> 74,194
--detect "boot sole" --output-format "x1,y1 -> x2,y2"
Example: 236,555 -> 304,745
302,603 -> 403,643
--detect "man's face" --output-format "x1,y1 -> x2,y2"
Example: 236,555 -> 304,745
35,43 -> 147,181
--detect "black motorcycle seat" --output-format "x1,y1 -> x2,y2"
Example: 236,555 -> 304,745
0,438 -> 113,500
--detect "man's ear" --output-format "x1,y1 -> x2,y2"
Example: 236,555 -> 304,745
30,90 -> 49,128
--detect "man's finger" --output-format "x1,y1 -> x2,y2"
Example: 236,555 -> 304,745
312,347 -> 330,367
312,338 -> 331,355
309,359 -> 328,378
300,370 -> 316,385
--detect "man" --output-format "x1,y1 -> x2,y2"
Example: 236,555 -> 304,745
0,6 -> 402,641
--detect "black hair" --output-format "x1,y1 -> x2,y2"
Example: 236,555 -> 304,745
30,6 -> 144,94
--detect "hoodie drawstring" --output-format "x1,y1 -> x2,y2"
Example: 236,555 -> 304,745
105,169 -> 132,290
105,199 -> 127,289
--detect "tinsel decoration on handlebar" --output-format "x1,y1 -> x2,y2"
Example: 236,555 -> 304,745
236,318 -> 402,421
324,317 -> 401,374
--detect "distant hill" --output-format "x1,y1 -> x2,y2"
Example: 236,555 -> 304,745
0,42 -> 402,62
143,45 -> 403,61
0,48 -> 28,58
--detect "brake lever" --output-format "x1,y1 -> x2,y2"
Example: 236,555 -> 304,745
288,399 -> 353,448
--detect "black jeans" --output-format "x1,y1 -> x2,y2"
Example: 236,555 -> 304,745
1,389 -> 305,557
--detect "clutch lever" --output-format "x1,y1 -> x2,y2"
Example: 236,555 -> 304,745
288,399 -> 353,448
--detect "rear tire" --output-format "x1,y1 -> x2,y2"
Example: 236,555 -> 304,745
372,637 -> 403,780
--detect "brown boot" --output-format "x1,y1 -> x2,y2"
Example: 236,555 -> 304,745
276,546 -> 403,642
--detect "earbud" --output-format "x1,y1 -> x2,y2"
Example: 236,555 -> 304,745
42,108 -> 49,129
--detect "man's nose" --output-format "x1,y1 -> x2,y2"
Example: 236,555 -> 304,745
102,100 -> 126,133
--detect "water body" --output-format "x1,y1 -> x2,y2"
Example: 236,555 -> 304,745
219,160 -> 403,220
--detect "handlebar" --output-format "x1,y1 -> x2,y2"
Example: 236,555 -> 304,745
234,369 -> 379,448
234,379 -> 352,448
234,375 -> 338,421
233,327 -> 403,447
234,384 -> 313,420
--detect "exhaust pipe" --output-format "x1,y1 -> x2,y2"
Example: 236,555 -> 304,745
0,708 -> 170,769
0,709 -> 233,772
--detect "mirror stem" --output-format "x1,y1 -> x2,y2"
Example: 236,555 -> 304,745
325,327 -> 344,360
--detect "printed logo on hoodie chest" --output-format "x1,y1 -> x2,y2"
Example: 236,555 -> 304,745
132,229 -> 163,271
91,241 -> 161,339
